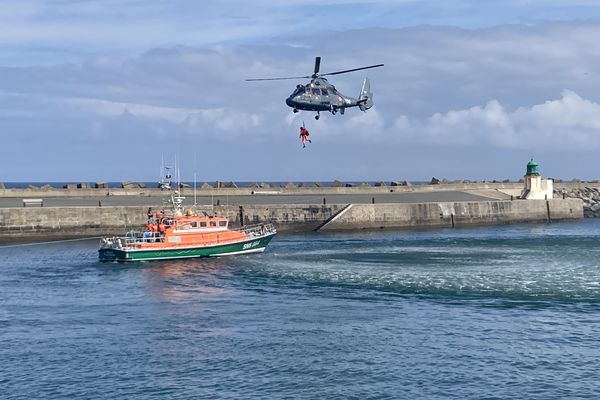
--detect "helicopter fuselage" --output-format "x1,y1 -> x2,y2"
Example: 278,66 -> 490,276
246,57 -> 381,120
285,77 -> 359,114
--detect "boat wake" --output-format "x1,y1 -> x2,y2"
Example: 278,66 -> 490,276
236,231 -> 600,306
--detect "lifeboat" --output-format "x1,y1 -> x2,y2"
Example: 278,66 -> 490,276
98,174 -> 276,262
99,213 -> 276,262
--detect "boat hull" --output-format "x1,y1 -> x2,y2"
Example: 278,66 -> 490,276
99,233 -> 275,262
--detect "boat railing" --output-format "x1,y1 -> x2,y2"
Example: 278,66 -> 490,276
100,232 -> 165,250
236,223 -> 277,238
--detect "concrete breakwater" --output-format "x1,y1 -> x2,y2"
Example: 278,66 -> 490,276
316,199 -> 583,231
0,199 -> 583,242
0,181 -> 525,198
1,181 -> 598,200
557,187 -> 600,218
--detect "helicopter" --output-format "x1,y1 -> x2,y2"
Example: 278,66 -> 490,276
246,57 -> 384,120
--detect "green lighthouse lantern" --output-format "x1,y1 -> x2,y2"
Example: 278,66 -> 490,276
526,158 -> 539,176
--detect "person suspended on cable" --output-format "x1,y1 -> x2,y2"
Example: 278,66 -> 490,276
299,125 -> 312,148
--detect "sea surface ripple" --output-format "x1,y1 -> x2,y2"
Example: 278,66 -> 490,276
1,220 -> 600,399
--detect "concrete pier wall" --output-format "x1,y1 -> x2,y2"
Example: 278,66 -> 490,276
1,182 -> 597,202
317,199 -> 583,231
0,182 -> 533,198
0,199 -> 583,242
1,182 -> 599,199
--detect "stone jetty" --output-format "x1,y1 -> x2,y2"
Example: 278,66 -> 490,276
0,173 -> 595,242
556,187 -> 600,218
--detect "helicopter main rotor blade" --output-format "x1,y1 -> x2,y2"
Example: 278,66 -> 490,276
314,57 -> 321,75
245,75 -> 311,81
320,64 -> 384,76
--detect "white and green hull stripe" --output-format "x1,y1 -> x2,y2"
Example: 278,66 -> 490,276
99,233 -> 275,262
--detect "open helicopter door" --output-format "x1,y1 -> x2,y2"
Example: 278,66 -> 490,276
358,78 -> 373,111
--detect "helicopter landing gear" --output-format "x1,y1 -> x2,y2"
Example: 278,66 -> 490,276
315,112 -> 320,120
293,108 -> 299,113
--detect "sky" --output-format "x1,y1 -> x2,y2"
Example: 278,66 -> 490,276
3,0 -> 600,182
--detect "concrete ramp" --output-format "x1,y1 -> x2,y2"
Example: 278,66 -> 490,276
314,204 -> 353,232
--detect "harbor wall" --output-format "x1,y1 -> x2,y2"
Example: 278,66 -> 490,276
0,199 -> 583,242
0,182 -> 547,197
316,199 -> 583,231
0,181 -> 600,198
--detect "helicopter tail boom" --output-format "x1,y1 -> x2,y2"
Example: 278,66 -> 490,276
358,78 -> 373,111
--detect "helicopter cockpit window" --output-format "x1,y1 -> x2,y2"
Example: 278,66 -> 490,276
292,86 -> 305,96
321,89 -> 329,95
311,88 -> 321,95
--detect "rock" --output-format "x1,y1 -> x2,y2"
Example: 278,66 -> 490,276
138,182 -> 146,188
28,185 -> 38,189
374,181 -> 386,187
0,182 -> 4,189
441,178 -> 449,184
201,182 -> 212,189
345,183 -> 355,187
502,179 -> 511,183
297,183 -> 305,188
359,182 -> 370,187
121,181 -> 136,189
260,182 -> 271,188
331,180 -> 343,188
314,182 -> 323,188
284,182 -> 297,189
392,180 -> 412,186
430,177 -> 440,185
179,183 -> 191,188
63,183 -> 77,189
77,182 -> 90,189
40,184 -> 53,190
214,181 -> 223,189
571,178 -> 582,183
95,182 -> 108,189
247,183 -> 260,189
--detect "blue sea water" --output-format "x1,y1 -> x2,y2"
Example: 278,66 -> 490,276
1,221 -> 600,399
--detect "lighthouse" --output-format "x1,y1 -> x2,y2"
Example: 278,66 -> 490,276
521,158 -> 553,200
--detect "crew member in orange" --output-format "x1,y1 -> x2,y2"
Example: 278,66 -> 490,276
299,126 -> 312,148
150,223 -> 159,242
158,222 -> 166,236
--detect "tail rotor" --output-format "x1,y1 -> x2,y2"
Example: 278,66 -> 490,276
358,78 -> 373,111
